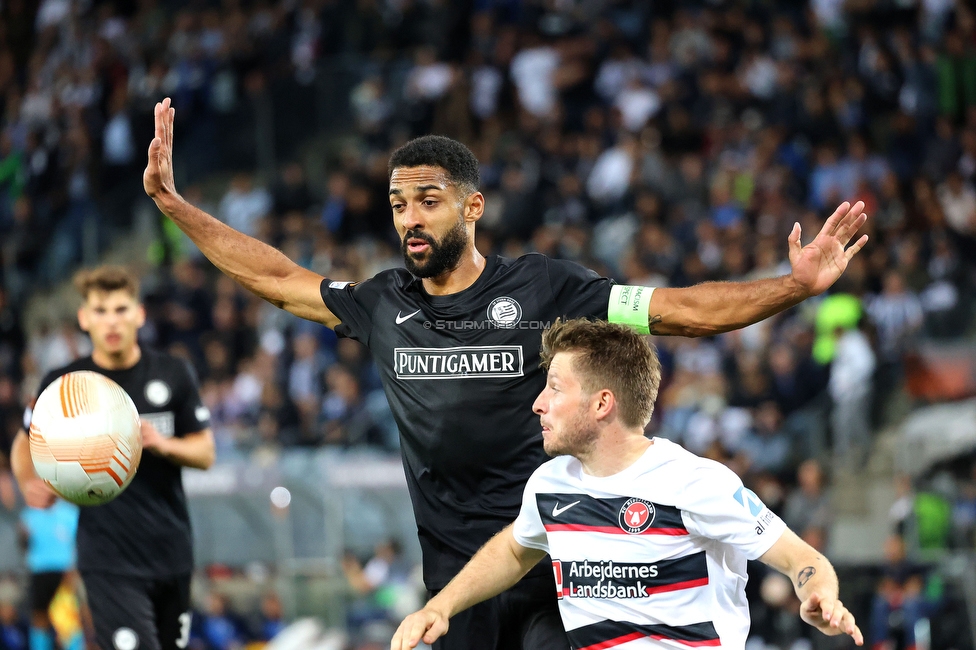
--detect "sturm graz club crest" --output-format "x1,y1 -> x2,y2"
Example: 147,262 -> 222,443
618,498 -> 655,534
487,296 -> 522,328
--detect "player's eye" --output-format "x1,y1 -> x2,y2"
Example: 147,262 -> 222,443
422,199 -> 437,207
391,203 -> 404,212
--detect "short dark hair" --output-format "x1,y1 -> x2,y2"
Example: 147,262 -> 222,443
540,318 -> 662,428
73,265 -> 140,300
388,135 -> 480,194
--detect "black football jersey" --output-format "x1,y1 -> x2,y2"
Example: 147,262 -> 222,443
28,348 -> 211,577
321,253 -> 613,588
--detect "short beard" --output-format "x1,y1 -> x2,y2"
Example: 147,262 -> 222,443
401,216 -> 468,278
544,405 -> 600,459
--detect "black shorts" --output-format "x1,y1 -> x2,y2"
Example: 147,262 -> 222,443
82,572 -> 192,650
428,571 -> 569,650
30,571 -> 65,613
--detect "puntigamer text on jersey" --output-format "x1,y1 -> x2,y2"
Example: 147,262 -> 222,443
394,346 -> 524,379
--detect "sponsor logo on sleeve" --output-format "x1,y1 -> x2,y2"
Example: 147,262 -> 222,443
733,486 -> 777,535
328,281 -> 352,289
393,346 -> 524,379
195,406 -> 211,423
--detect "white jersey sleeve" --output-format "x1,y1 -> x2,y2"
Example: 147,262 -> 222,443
512,471 -> 550,553
678,460 -> 787,560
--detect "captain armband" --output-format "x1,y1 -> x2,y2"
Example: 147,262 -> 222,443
607,285 -> 656,334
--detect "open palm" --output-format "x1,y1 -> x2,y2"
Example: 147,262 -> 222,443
789,201 -> 869,297
144,97 -> 178,201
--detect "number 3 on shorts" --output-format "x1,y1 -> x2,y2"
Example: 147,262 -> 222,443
176,612 -> 192,649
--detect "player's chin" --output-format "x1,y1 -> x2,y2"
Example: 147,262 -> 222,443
542,436 -> 565,458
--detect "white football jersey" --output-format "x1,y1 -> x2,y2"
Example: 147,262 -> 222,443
513,438 -> 787,650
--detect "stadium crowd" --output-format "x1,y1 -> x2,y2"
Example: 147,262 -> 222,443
2,0 -> 976,648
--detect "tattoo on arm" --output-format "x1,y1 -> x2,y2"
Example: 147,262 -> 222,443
648,314 -> 663,335
797,566 -> 816,588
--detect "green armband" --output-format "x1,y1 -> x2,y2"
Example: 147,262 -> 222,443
607,285 -> 656,334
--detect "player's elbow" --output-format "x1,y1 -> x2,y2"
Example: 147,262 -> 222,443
196,431 -> 217,469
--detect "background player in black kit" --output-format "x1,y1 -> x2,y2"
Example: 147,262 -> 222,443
143,97 -> 868,649
9,265 -> 216,650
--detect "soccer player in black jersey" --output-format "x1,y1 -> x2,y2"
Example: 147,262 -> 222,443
144,97 -> 868,649
10,266 -> 215,650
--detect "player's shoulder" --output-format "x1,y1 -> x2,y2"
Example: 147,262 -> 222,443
512,252 -> 604,282
332,268 -> 414,293
525,454 -> 579,491
36,357 -> 96,394
140,348 -> 199,386
142,347 -> 189,372
650,439 -> 743,496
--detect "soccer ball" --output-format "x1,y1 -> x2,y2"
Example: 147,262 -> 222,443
29,371 -> 143,506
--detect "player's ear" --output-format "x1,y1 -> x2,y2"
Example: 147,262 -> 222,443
77,306 -> 89,332
595,389 -> 615,420
464,191 -> 484,223
135,303 -> 147,328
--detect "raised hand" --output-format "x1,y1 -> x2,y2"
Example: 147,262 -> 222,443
789,201 -> 869,297
800,592 -> 864,645
144,97 -> 178,202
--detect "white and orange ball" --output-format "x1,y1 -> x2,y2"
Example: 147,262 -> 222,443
29,371 -> 142,506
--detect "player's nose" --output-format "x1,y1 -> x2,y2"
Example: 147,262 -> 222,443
532,390 -> 547,415
398,204 -> 425,231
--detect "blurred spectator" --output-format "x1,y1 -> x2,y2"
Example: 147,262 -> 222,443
866,270 -> 923,424
869,534 -> 939,650
736,401 -> 791,477
251,592 -> 285,643
193,591 -> 248,650
829,319 -> 876,465
342,539 -> 418,635
783,460 -> 831,545
218,174 -> 272,239
0,597 -> 28,650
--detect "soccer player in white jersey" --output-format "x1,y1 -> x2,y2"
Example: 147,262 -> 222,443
392,318 -> 863,650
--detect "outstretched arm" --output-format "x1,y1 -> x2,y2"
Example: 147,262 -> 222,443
760,528 -> 863,645
390,524 -> 546,650
647,201 -> 868,337
144,98 -> 339,328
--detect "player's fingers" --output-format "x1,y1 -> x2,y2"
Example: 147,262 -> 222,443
422,616 -> 449,644
160,97 -> 170,147
820,201 -> 850,236
405,616 -> 432,648
835,200 -> 864,235
828,601 -> 849,629
154,102 -> 165,143
852,623 -> 864,646
845,234 -> 869,261
838,609 -> 858,634
168,106 -> 175,149
788,222 -> 801,261
804,591 -> 821,612
841,212 -> 868,244
390,623 -> 409,650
